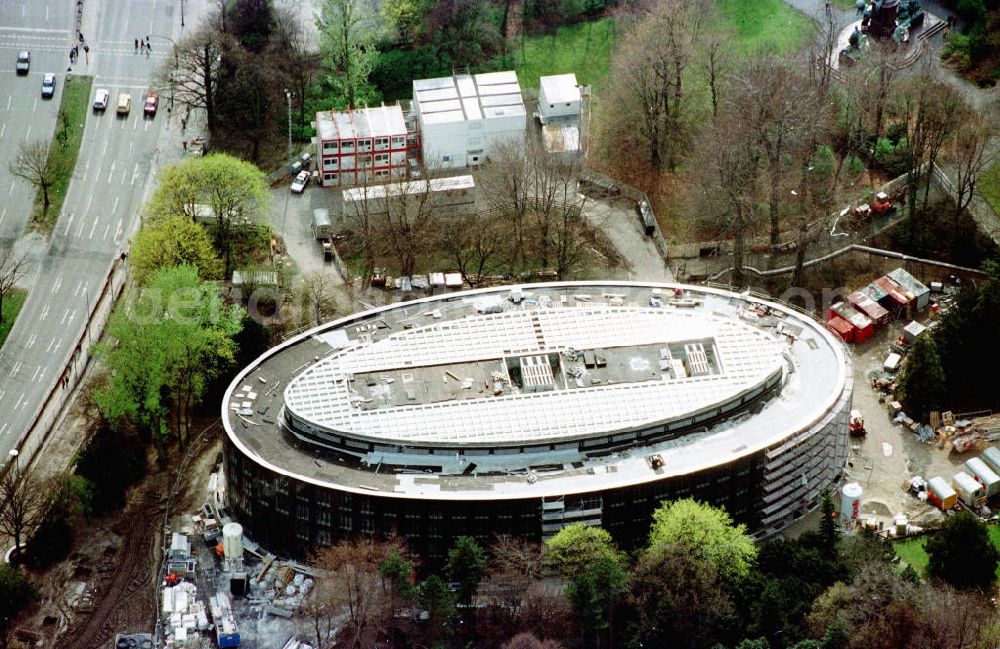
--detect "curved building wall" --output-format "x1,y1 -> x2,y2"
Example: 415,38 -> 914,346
222,282 -> 852,560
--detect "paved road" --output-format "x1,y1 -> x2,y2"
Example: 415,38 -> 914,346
0,0 -> 183,454
0,1 -> 76,247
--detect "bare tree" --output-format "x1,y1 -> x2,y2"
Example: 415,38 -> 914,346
439,211 -> 509,286
480,141 -> 533,266
0,249 -> 27,323
299,578 -> 340,649
949,111 -> 997,227
274,7 -> 323,133
0,453 -> 45,562
8,140 -> 60,212
300,270 -> 341,326
482,536 -> 543,628
700,28 -> 732,120
167,21 -> 232,132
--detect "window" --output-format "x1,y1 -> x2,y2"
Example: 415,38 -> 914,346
375,169 -> 389,179
392,136 -> 405,147
374,153 -> 389,164
317,530 -> 331,545
358,138 -> 371,149
358,154 -> 372,165
442,155 -> 450,162
323,141 -> 338,152
323,172 -> 338,182
341,140 -> 355,151
375,136 -> 389,148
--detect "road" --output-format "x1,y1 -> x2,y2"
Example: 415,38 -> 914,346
0,0 -> 184,457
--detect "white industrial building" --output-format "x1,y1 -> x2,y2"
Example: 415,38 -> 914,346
538,73 -> 581,123
411,70 -> 526,169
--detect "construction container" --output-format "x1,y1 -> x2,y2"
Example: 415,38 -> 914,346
841,482 -> 863,521
827,316 -> 854,343
222,522 -> 243,560
887,268 -> 931,311
902,320 -> 927,345
952,471 -> 986,508
829,302 -> 874,343
927,476 -> 957,510
982,447 -> 1000,475
965,457 -> 1000,498
871,276 -> 911,316
847,290 -> 890,328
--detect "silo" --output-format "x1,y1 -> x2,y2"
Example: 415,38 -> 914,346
222,522 -> 243,560
840,482 -> 863,522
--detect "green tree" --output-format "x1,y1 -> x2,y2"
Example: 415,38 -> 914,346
896,333 -> 946,422
94,266 -> 243,449
379,0 -> 430,44
130,215 -> 223,286
379,551 -> 417,602
144,154 -> 271,277
648,498 -> 758,580
316,0 -> 379,109
818,490 -> 838,558
926,511 -> 1000,590
546,523 -> 625,579
446,535 -> 488,607
0,564 -> 38,649
567,553 -> 627,647
418,574 -> 456,643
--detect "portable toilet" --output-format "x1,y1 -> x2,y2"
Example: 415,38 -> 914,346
952,471 -> 986,508
927,476 -> 957,510
982,447 -> 1000,475
965,458 -> 1000,498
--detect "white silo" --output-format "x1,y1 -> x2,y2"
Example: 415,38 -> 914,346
222,523 -> 243,560
841,482 -> 863,522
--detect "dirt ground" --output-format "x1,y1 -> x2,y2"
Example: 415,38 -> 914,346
11,413 -> 224,649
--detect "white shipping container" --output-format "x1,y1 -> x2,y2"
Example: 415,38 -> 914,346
982,447 -> 1000,475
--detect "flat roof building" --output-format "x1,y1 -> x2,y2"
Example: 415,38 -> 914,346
412,71 -> 526,169
222,282 -> 852,561
538,73 -> 581,123
314,105 -> 409,188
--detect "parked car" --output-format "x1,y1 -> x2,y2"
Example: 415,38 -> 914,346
290,170 -> 310,194
16,51 -> 29,75
117,93 -> 131,116
41,73 -> 56,99
143,92 -> 159,117
93,88 -> 110,112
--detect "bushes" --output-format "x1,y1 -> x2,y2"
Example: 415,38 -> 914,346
74,423 -> 146,514
22,516 -> 73,570
873,137 -> 911,176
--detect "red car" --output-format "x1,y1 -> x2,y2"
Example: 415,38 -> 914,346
143,92 -> 159,117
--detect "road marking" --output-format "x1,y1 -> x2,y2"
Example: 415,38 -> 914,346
16,393 -> 27,411
144,120 -> 149,132
63,212 -> 75,236
86,193 -> 93,214
25,334 -> 36,349
103,223 -> 110,239
133,117 -> 139,131
102,140 -> 108,155
120,167 -> 127,184
39,304 -> 50,321
45,337 -> 57,352
46,7 -> 49,21
0,423 -> 7,437
10,361 -> 21,377
5,96 -> 10,110
8,180 -> 13,196
76,217 -> 85,237
0,390 -> 5,402
88,213 -> 99,238
31,366 -> 42,382
12,393 -> 23,410
0,26 -> 70,34
51,273 -> 63,293
129,141 -> 132,156
74,280 -> 84,296
0,123 -> 5,139
112,196 -> 119,215
25,123 -> 31,141
0,209 -> 5,226
113,217 -> 123,241
60,308 -> 72,325
131,162 -> 139,185
107,160 -> 116,183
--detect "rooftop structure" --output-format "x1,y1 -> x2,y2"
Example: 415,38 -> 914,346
538,73 -> 581,124
223,282 -> 852,560
411,71 -> 526,169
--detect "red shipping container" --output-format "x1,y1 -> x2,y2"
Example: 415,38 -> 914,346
829,302 -> 874,343
846,290 -> 890,328
827,316 -> 854,343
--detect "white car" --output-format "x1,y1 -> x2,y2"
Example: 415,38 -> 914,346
290,170 -> 310,194
93,88 -> 110,111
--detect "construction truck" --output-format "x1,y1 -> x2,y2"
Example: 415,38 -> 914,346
850,409 -> 866,437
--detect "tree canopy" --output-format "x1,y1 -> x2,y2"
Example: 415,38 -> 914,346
926,511 -> 1000,590
648,498 -> 758,580
545,523 -> 626,580
446,535 -> 488,606
130,215 -> 223,286
896,333 -> 947,422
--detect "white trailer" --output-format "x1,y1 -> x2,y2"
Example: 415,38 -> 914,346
952,471 -> 986,508
965,457 -> 1000,498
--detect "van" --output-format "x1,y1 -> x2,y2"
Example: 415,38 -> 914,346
117,93 -> 131,116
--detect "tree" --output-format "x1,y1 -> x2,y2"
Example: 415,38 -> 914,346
273,7 -> 323,133
447,535 -> 488,607
427,0 -> 503,69
439,211 -> 510,286
0,249 -> 27,323
483,535 -> 543,628
418,574 -> 457,644
380,0 -> 431,44
299,271 -> 341,327
502,633 -> 565,649
227,0 -> 274,53
818,490 -> 839,559
567,553 -> 627,647
0,564 -> 38,649
316,0 -> 379,109
648,498 -> 757,581
545,523 -> 624,580
130,215 -> 222,286
896,333 -> 946,422
167,21 -> 232,132
949,110 -> 996,228
8,140 -> 60,212
144,154 -> 270,277
926,511 -> 1000,591
0,454 -> 44,563
629,542 -> 732,649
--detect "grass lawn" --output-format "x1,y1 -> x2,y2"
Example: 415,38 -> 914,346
893,525 -> 1000,578
716,0 -> 816,55
515,17 -> 616,91
31,74 -> 92,232
981,162 -> 1000,217
0,289 -> 26,349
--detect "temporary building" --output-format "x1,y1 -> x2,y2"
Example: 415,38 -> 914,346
982,446 -> 1000,475
829,302 -> 874,343
952,471 -> 986,507
846,290 -> 890,328
927,476 -> 957,510
871,277 -> 911,316
902,320 -> 927,345
887,268 -> 931,311
827,315 -> 854,343
966,457 -> 1000,498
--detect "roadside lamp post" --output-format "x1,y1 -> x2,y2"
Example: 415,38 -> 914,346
181,0 -> 186,28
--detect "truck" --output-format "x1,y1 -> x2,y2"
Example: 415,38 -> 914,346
849,409 -> 866,437
312,209 -> 334,260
